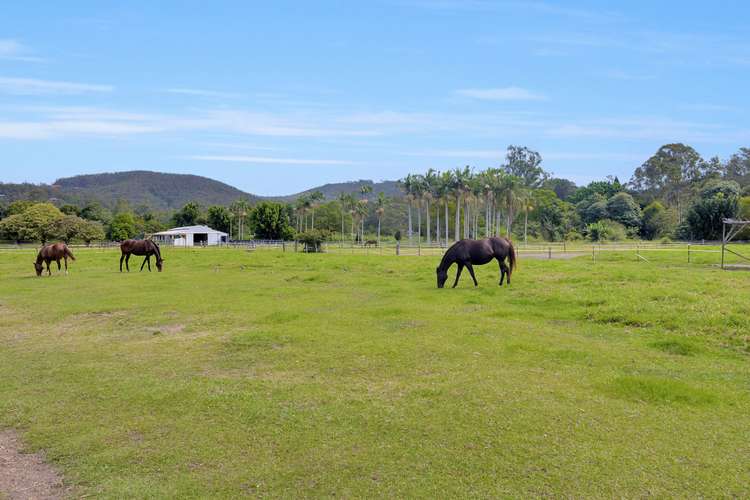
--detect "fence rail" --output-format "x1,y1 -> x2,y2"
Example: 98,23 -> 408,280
2,239 -> 748,267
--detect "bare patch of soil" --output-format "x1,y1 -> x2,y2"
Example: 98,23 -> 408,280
0,430 -> 69,499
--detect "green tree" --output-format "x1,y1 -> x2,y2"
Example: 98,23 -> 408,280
249,201 -> 294,240
108,212 -> 137,241
685,180 -> 740,240
6,200 -> 35,215
532,189 -> 576,241
60,204 -> 81,216
76,220 -> 106,245
0,203 -> 63,243
207,205 -> 231,233
725,148 -> 750,186
630,143 -> 706,223
640,201 -> 674,240
606,192 -> 642,228
543,178 -> 577,201
503,145 -> 548,188
172,202 -> 201,227
375,192 -> 388,246
80,202 -> 112,223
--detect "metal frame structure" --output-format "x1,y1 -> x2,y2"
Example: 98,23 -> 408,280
721,218 -> 750,269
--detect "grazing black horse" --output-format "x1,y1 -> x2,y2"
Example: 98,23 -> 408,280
120,239 -> 163,272
436,237 -> 516,288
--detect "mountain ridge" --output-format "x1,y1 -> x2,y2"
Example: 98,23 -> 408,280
0,170 -> 403,210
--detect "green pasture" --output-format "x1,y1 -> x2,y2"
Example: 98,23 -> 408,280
0,247 -> 748,497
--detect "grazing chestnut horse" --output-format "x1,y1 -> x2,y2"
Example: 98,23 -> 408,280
120,239 -> 163,272
436,237 -> 516,288
34,242 -> 75,276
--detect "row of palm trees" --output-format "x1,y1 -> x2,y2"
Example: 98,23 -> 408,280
295,185 -> 390,246
401,167 -> 536,246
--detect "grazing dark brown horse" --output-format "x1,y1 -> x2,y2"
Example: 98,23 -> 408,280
436,237 -> 516,288
34,242 -> 75,276
120,239 -> 163,272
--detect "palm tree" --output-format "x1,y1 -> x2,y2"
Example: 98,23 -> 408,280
453,166 -> 471,241
308,190 -> 324,230
338,192 -> 354,245
424,169 -> 439,245
411,174 -> 425,243
356,200 -> 369,243
499,173 -> 523,237
358,184 -> 373,242
440,170 -> 453,246
375,192 -> 387,247
401,175 -> 415,242
521,188 -> 534,245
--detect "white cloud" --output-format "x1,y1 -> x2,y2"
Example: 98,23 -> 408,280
0,77 -> 112,95
0,39 -> 44,62
456,87 -> 547,101
186,155 -> 354,165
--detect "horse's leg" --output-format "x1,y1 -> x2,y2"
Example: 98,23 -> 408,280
56,259 -> 61,271
125,254 -> 131,272
64,256 -> 68,275
465,263 -> 478,287
497,258 -> 505,285
147,255 -> 151,272
120,253 -> 124,272
140,256 -> 148,272
46,260 -> 51,276
452,263 -> 464,288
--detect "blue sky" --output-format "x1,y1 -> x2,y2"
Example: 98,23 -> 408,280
1,1 -> 749,195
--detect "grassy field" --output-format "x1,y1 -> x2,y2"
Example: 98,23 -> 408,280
1,247 -> 749,497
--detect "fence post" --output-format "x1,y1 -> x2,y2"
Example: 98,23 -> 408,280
396,241 -> 400,256
592,245 -> 596,261
687,244 -> 690,263
548,246 -> 552,259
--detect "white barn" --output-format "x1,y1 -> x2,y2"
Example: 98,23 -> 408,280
152,225 -> 228,247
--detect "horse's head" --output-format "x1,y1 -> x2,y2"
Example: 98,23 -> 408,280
436,267 -> 448,288
34,261 -> 43,276
156,258 -> 164,272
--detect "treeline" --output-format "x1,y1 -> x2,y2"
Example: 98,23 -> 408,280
396,144 -> 750,243
2,143 -> 749,245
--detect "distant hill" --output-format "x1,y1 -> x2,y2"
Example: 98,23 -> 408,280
273,180 -> 403,202
52,171 -> 258,210
0,171 -> 404,210
0,171 -> 258,210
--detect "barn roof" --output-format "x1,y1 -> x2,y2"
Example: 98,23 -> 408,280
153,225 -> 228,236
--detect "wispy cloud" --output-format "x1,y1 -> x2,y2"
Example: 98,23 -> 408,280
456,87 -> 547,101
186,155 -> 355,165
0,77 -> 112,95
165,87 -> 242,99
0,39 -> 45,62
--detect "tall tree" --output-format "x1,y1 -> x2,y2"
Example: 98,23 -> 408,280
630,143 -> 706,223
504,145 -> 548,188
375,192 -> 387,247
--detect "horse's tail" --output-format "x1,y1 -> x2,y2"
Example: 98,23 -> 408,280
64,245 -> 76,261
507,239 -> 516,272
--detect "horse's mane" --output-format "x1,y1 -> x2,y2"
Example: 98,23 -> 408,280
438,240 -> 464,271
149,239 -> 162,259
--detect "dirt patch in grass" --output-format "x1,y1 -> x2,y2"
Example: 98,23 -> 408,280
148,323 -> 185,336
0,430 -> 69,499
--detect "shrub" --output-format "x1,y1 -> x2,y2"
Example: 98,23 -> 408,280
297,229 -> 330,253
586,219 -> 626,242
